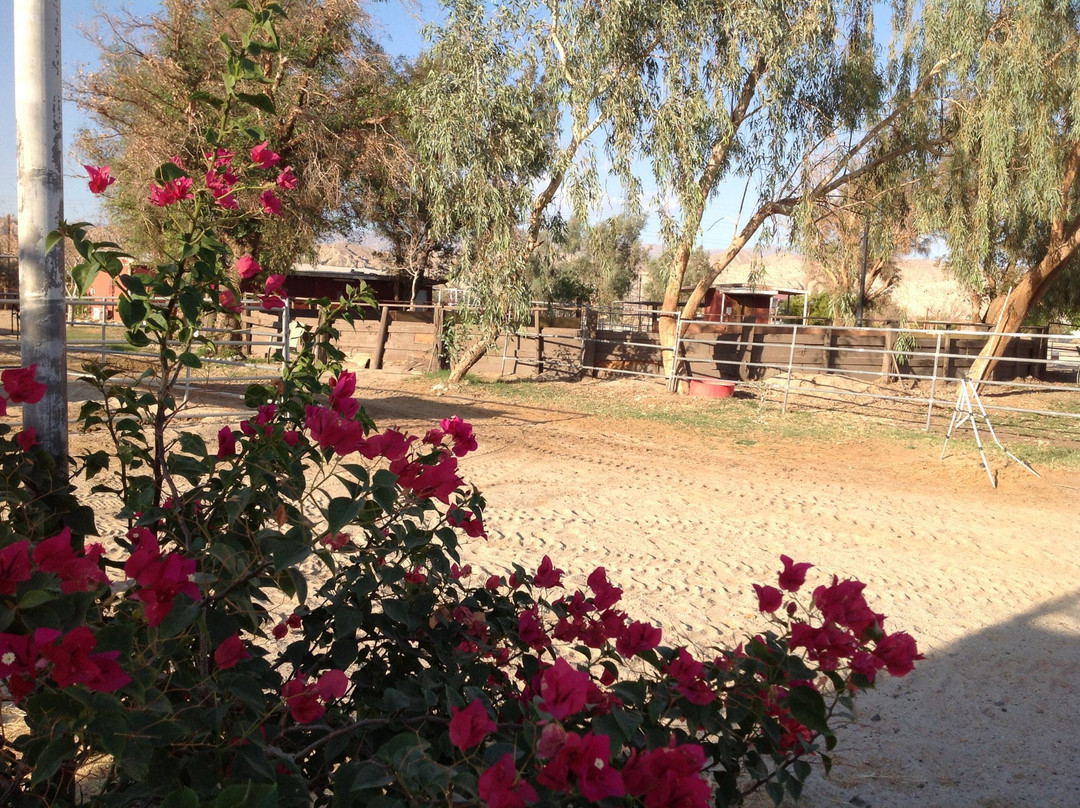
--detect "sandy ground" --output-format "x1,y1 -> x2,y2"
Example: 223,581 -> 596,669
346,371 -> 1079,808
58,368 -> 1079,807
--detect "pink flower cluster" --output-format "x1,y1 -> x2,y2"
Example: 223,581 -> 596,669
0,626 -> 130,703
146,142 -> 293,214
281,669 -> 348,723
754,554 -> 924,683
31,527 -> 109,594
84,165 -> 116,194
0,364 -> 47,417
124,528 -> 200,627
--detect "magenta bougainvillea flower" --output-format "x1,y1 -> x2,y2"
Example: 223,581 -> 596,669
2,365 -> 46,404
812,577 -> 885,636
15,427 -> 37,452
0,540 -> 30,596
281,669 -> 347,723
439,415 -> 478,457
148,177 -> 193,207
35,627 -> 130,693
533,555 -> 563,589
873,630 -> 924,676
217,426 -> 236,458
123,532 -> 199,627
276,165 -> 298,189
623,743 -> 711,808
586,566 -> 622,610
31,527 -> 109,594
250,141 -> 280,169
235,255 -> 262,280
448,699 -> 496,751
537,730 -> 624,801
753,583 -> 783,612
259,189 -> 281,215
477,754 -> 537,808
616,619 -> 662,657
213,634 -> 250,670
83,165 -> 116,194
538,657 -> 590,720
778,554 -> 814,592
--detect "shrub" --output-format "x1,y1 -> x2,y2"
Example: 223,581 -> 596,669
0,5 -> 921,806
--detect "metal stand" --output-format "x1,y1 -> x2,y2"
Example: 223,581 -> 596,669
940,376 -> 1039,488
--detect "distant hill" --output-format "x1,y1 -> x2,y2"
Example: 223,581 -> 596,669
712,249 -> 975,322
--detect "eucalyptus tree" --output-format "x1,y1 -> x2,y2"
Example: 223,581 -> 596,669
345,61 -> 454,306
532,213 -> 646,306
920,0 -> 1080,381
645,0 -> 948,378
797,169 -> 925,324
71,0 -> 390,271
410,0 -> 660,381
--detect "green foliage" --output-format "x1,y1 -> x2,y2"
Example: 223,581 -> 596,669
643,245 -> 712,303
410,0 -> 667,374
532,213 -> 646,305
920,0 -> 1080,316
72,0 -> 391,271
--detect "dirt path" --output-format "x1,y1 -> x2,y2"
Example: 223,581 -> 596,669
353,372 -> 1078,808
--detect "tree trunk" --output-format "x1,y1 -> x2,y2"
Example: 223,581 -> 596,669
968,232 -> 1079,383
448,322 -> 501,382
658,244 -> 692,381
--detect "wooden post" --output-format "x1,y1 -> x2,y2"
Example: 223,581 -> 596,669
372,306 -> 391,370
880,330 -> 896,381
822,329 -> 834,370
428,306 -> 444,372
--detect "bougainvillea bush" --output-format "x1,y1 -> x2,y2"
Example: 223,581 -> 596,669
0,4 -> 921,807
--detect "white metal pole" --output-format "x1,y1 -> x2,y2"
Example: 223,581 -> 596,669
925,331 -> 942,431
14,0 -> 68,477
781,324 -> 799,414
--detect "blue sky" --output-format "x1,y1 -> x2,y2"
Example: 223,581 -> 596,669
0,0 -> 748,250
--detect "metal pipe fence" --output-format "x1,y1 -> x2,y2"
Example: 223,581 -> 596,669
0,294 -> 292,407
503,309 -> 1080,444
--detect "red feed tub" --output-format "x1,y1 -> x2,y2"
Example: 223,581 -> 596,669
687,379 -> 736,398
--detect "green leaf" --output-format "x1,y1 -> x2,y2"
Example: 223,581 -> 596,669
29,731 -> 76,788
155,600 -> 201,638
765,778 -> 785,805
45,228 -> 65,255
118,296 -> 147,328
345,761 -> 395,793
178,433 -> 208,457
161,787 -> 199,808
121,272 -> 147,296
287,566 -> 308,605
381,599 -> 414,628
178,351 -> 203,369
237,92 -> 276,114
18,589 -> 58,609
188,90 -> 224,110
786,684 -> 830,735
87,712 -> 129,758
153,161 -> 187,182
213,783 -> 278,808
326,496 -> 363,534
178,286 -> 205,324
71,262 -> 99,297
